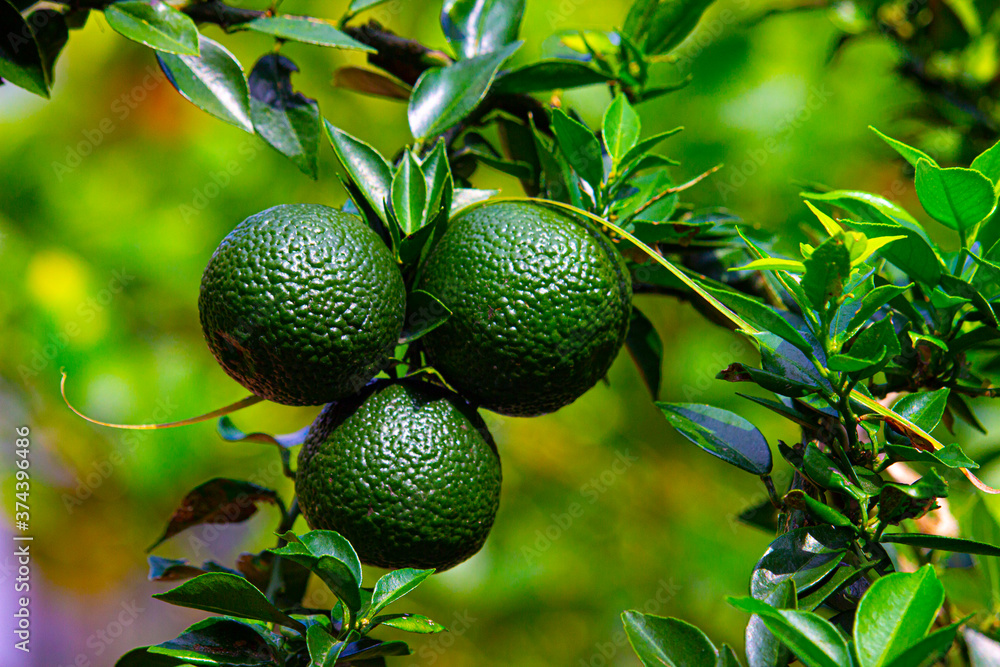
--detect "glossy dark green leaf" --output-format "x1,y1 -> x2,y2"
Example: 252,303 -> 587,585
603,94 -> 641,164
657,402 -> 771,474
157,34 -> 253,132
492,59 -> 607,94
737,393 -> 822,429
326,121 -> 393,221
104,0 -> 199,55
801,443 -> 867,500
532,121 -> 580,205
153,573 -> 304,631
625,307 -> 663,400
0,0 -> 48,97
750,526 -> 852,600
704,285 -> 813,355
883,622 -> 961,667
401,289 -> 451,344
783,490 -> 852,527
551,107 -> 604,197
801,191 -> 944,285
799,564 -> 870,611
619,127 -> 683,170
391,152 -> 426,235
880,532 -> 1000,557
272,530 -> 363,612
149,617 -> 279,666
802,236 -> 851,312
848,315 -> 899,380
461,133 -> 532,179
970,499 -> 1000,608
217,416 -> 308,448
114,647 -> 187,666
939,274 -> 997,325
148,478 -> 278,551
248,54 -> 321,179
441,0 -> 525,58
841,283 -> 910,342
373,613 -> 447,634
729,597 -> 851,667
621,611 -> 717,667
617,169 -> 678,222
915,159 -> 997,231
27,8 -> 67,88
625,0 -> 716,55
239,15 -> 372,51
854,565 -> 943,667
746,579 -> 794,667
717,644 -> 743,667
891,388 -> 950,433
869,126 -> 936,169
408,41 -> 520,138
751,332 -> 833,395
339,638 -> 411,660
306,624 -> 345,666
366,568 -> 434,619
971,139 -> 1000,192
884,443 -> 977,469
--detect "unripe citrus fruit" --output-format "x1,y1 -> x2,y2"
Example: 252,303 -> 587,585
295,379 -> 501,571
199,204 -> 405,406
416,201 -> 632,416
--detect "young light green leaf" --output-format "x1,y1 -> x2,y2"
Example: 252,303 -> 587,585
408,41 -> 520,138
805,200 -> 843,236
728,597 -> 852,667
625,307 -> 663,400
104,0 -> 199,55
152,572 -> 305,632
657,403 -> 771,474
550,107 -> 605,198
870,126 -> 937,169
915,159 -> 997,231
492,59 -> 608,94
373,613 -> 448,634
603,94 -> 641,164
238,15 -> 373,51
306,624 -> 345,666
326,121 -> 393,222
366,568 -> 434,619
621,611 -> 718,667
248,55 -> 321,179
0,0 -> 49,97
854,565 -> 944,667
157,34 -> 253,133
392,152 -> 427,235
441,0 -> 525,58
733,258 -> 806,273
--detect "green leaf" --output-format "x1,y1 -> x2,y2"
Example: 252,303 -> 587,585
746,579 -> 795,667
869,126 -> 937,169
801,191 -> 944,285
625,307 -> 663,400
27,8 -> 67,89
884,443 -> 978,469
408,42 -> 520,138
157,34 -> 253,133
625,0 -> 716,56
0,0 -> 49,97
799,564 -> 871,611
735,258 -> 806,273
752,332 -> 834,395
216,416 -> 308,449
340,639 -> 412,660
603,94 -> 641,165
372,613 -> 447,634
238,15 -> 373,51
801,443 -> 867,500
703,284 -> 813,355
847,315 -> 899,380
618,128 -> 683,169
971,139 -> 1000,193
147,478 -> 279,552
441,0 -> 525,58
717,644 -> 743,667
104,0 -> 199,55
621,611 -> 718,667
115,647 -> 188,666
326,121 -> 393,222
153,573 -> 304,631
828,351 -> 883,373
348,0 -> 392,12
782,490 -> 852,527
451,187 -> 497,214
306,624 -> 345,667
550,108 -> 605,198
272,530 -> 363,612
880,533 -> 1000,557
801,236 -> 851,312
842,283 -> 910,342
729,598 -> 852,667
248,54 -> 321,179
149,617 -> 279,666
491,59 -> 608,94
401,289 -> 451,344
891,388 -> 950,433
883,623 -> 961,667
971,499 -> 1000,609
854,565 -> 944,667
750,526 -> 852,600
366,568 -> 434,619
915,159 -> 997,231
657,403 -> 772,474
391,152 -> 427,235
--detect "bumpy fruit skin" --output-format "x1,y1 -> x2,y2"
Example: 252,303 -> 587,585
417,201 -> 632,416
199,204 -> 405,406
295,380 -> 501,571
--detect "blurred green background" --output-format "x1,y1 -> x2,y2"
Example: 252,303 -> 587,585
3,1 -> 1000,666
